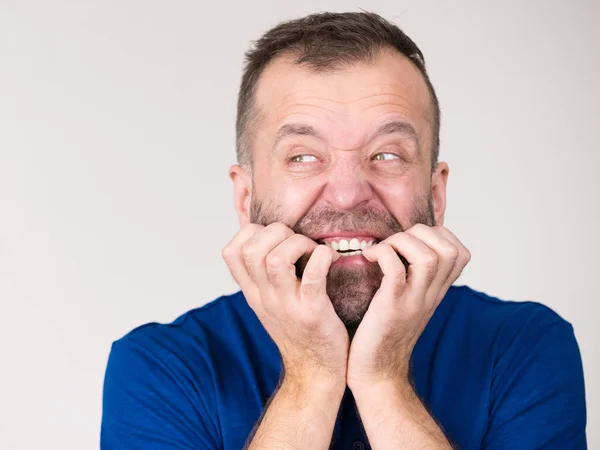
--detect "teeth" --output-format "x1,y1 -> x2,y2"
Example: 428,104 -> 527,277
339,250 -> 362,257
324,238 -> 376,253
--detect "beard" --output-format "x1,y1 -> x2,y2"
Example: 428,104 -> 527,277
249,187 -> 435,334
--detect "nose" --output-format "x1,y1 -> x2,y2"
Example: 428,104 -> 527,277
322,158 -> 373,210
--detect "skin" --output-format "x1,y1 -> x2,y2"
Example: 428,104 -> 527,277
223,48 -> 471,449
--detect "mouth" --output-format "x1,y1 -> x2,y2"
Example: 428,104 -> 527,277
315,236 -> 382,257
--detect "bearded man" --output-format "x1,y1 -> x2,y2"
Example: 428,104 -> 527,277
101,11 -> 587,450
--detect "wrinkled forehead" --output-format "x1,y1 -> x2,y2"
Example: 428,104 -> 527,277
252,49 -> 434,152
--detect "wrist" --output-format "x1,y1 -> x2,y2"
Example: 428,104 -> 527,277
281,372 -> 346,402
350,375 -> 413,402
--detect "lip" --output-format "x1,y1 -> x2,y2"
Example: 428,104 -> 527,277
332,253 -> 370,265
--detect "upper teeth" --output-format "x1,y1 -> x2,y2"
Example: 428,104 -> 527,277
326,238 -> 375,251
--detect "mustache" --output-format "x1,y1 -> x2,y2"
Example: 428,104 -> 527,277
250,202 -> 432,282
291,206 -> 406,279
250,195 -> 435,261
291,205 -> 405,241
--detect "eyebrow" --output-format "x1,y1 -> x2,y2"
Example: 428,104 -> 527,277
372,121 -> 420,152
271,120 -> 421,156
271,124 -> 322,152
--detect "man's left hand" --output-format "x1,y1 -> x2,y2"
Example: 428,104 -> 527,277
347,224 -> 471,390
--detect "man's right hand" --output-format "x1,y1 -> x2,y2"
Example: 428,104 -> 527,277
222,222 -> 349,390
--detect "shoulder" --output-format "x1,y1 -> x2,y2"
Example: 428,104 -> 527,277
443,285 -> 573,339
444,291 -> 588,447
103,290 -> 257,397
448,285 -> 584,404
112,290 -> 250,358
104,288 -> 277,389
100,292 -> 247,448
434,285 -> 582,380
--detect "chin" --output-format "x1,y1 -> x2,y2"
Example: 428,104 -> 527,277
326,263 -> 383,328
294,249 -> 384,328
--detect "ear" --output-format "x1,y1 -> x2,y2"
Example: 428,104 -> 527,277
229,164 -> 253,228
431,161 -> 449,226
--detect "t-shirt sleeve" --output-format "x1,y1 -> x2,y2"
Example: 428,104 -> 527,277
100,333 -> 222,449
482,304 -> 587,449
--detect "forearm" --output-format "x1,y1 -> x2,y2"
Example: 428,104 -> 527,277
352,380 -> 453,449
246,377 -> 345,450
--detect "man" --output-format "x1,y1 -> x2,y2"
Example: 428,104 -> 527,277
101,11 -> 587,449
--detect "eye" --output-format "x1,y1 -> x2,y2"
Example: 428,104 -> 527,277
290,154 -> 318,163
372,152 -> 400,161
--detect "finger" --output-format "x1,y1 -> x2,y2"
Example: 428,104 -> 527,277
241,222 -> 295,290
433,226 -> 472,291
360,242 -> 408,304
364,231 -> 438,299
404,224 -> 459,298
221,224 -> 265,303
266,233 -> 320,289
300,244 -> 339,308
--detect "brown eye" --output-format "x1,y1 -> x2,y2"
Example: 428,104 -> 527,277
372,152 -> 400,161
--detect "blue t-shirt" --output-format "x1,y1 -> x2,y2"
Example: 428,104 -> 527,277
101,285 -> 587,449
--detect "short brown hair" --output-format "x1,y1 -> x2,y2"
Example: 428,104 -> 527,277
236,11 -> 441,173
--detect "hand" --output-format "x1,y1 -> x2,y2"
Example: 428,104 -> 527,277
346,224 -> 471,390
222,222 -> 349,390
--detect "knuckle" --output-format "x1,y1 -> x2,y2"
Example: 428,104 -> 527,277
423,251 -> 438,269
391,267 -> 407,282
241,243 -> 258,264
393,261 -> 406,279
266,222 -> 289,232
221,245 -> 235,262
296,233 -> 315,247
266,222 -> 293,238
422,252 -> 438,281
240,238 -> 255,256
265,252 -> 283,272
464,248 -> 472,263
246,223 -> 264,233
443,244 -> 459,261
240,243 -> 251,259
411,223 -> 429,233
290,233 -> 308,246
379,242 -> 393,253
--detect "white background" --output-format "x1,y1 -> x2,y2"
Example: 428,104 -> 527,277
1,0 -> 598,448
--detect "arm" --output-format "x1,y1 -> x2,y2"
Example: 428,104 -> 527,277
351,305 -> 587,450
222,223 -> 351,449
101,337 -> 221,449
481,307 -> 587,449
346,225 -> 470,449
352,379 -> 453,449
246,376 -> 345,450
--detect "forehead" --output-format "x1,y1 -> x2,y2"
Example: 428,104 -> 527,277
253,48 -> 433,151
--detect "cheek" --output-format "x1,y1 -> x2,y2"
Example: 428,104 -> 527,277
377,178 -> 423,222
280,180 -> 323,214
259,178 -> 324,225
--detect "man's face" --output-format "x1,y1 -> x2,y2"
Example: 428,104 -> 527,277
232,49 -> 448,330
